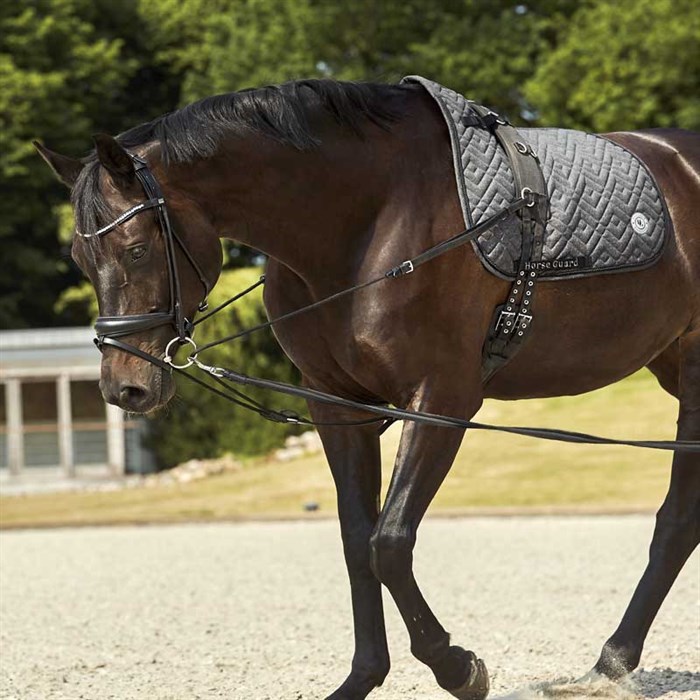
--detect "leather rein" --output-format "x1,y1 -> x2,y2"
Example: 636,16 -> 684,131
83,152 -> 700,454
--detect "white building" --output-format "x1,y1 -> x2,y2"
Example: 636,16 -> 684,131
0,327 -> 156,482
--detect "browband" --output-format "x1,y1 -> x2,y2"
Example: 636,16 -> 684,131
77,198 -> 165,238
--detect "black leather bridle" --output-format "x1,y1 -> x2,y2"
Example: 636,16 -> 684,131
78,154 -> 211,356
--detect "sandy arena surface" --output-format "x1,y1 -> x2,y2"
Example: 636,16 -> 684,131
0,516 -> 698,700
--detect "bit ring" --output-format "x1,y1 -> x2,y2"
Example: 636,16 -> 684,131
164,336 -> 197,369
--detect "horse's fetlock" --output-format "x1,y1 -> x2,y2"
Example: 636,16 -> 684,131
430,646 -> 484,694
410,634 -> 451,667
368,527 -> 414,584
351,656 -> 390,686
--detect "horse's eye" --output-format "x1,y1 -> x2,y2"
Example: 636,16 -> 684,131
129,245 -> 147,262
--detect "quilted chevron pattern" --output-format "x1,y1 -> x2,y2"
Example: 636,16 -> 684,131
402,76 -> 668,281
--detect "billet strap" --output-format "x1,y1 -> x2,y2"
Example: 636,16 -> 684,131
386,197 -> 529,277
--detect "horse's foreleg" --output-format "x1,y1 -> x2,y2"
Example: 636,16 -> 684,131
309,403 -> 390,700
595,329 -> 700,678
369,388 -> 488,700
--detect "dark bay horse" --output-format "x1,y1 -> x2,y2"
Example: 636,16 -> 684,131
36,79 -> 699,700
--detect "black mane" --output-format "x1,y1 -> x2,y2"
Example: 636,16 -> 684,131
72,79 -> 407,237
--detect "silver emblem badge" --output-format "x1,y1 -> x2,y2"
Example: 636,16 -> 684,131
631,212 -> 649,234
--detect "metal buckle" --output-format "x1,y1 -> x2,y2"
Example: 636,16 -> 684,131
496,309 -> 532,333
163,336 -> 197,369
495,310 -> 515,332
488,111 -> 508,125
191,355 -> 225,378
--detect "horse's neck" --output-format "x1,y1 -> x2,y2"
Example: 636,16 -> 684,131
170,118 -> 420,287
248,144 -> 392,281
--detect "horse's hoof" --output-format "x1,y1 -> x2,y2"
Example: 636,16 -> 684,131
594,641 -> 639,680
444,650 -> 489,700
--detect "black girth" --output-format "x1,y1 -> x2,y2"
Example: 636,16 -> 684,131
85,154 -> 210,348
468,104 -> 549,383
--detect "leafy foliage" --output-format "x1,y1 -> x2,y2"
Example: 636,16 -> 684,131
8,0 -> 699,330
525,0 -> 700,131
0,0 -> 177,328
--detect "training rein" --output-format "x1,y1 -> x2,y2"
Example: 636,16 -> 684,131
85,153 -> 700,453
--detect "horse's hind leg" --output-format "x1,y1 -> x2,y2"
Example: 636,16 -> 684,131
369,385 -> 489,700
595,330 -> 700,678
308,403 -> 390,700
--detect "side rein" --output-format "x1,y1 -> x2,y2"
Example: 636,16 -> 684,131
78,152 -> 700,453
80,154 -> 211,349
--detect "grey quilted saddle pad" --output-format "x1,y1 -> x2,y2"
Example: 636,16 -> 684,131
403,76 -> 669,281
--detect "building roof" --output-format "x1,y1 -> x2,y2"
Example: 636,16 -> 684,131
0,327 -> 100,377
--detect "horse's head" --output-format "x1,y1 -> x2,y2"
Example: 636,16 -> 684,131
35,135 -> 222,413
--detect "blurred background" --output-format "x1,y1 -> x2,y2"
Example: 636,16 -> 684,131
0,0 -> 698,519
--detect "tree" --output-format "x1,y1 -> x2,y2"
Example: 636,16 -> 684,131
402,1 -> 582,122
8,0 -> 698,333
525,0 -> 700,131
0,0 -> 180,328
171,1 -> 579,123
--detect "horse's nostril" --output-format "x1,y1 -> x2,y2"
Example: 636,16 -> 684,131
119,384 -> 147,407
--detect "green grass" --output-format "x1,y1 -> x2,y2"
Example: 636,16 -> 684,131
0,370 -> 678,529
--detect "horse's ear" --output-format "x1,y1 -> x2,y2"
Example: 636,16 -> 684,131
33,141 -> 84,188
92,133 -> 135,186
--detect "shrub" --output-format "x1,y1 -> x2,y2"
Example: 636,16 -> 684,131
146,266 -> 307,466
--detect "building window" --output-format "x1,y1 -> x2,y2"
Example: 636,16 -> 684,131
71,380 -> 108,466
22,381 -> 59,467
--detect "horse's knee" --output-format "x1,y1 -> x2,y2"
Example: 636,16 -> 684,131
341,523 -> 375,576
368,526 -> 415,585
652,501 -> 700,559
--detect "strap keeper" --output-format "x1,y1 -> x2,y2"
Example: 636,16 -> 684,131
520,187 -> 537,208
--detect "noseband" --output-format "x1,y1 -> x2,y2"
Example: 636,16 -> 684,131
77,154 -> 211,351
